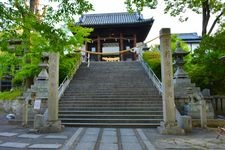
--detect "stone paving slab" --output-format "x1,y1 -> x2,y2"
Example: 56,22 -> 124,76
137,129 -> 156,150
1,125 -> 224,150
122,143 -> 143,150
75,142 -> 96,150
99,143 -> 118,150
120,129 -> 135,136
18,134 -> 41,139
85,128 -> 100,135
44,135 -> 68,139
80,134 -> 98,142
0,132 -> 18,137
103,130 -> 117,136
0,142 -> 29,148
101,135 -> 117,143
121,135 -> 139,143
28,144 -> 62,149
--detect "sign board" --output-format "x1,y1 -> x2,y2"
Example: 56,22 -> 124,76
34,99 -> 41,110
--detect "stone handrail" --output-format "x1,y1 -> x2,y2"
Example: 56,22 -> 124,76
204,95 -> 225,115
58,76 -> 70,99
139,56 -> 163,94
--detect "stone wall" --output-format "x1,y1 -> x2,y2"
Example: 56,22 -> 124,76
0,100 -> 23,116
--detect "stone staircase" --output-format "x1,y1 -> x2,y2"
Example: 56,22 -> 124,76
59,61 -> 163,127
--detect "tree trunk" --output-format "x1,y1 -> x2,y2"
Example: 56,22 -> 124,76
30,0 -> 35,13
202,0 -> 210,36
208,8 -> 225,35
24,0 -> 40,88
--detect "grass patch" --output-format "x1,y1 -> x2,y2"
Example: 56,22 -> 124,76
0,89 -> 22,100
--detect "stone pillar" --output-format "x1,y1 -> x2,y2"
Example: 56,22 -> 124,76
157,28 -> 185,135
200,98 -> 207,128
48,52 -> 59,121
43,52 -> 63,132
22,98 -> 29,126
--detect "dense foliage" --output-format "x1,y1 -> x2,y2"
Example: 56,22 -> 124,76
59,53 -> 81,84
188,29 -> 225,94
143,35 -> 190,80
125,0 -> 225,36
0,88 -> 22,100
0,0 -> 93,88
143,50 -> 161,79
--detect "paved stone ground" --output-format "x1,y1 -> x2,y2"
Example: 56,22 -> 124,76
143,128 -> 225,150
0,115 -> 225,150
0,125 -> 224,150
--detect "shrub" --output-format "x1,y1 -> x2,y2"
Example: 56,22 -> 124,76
143,51 -> 161,80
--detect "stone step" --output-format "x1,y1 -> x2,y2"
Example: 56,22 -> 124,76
63,91 -> 160,95
59,61 -> 163,127
59,100 -> 162,104
62,94 -> 160,101
60,118 -> 161,124
59,107 -> 162,111
61,94 -> 160,98
63,92 -> 160,95
59,114 -> 163,119
59,110 -> 163,115
60,122 -> 160,128
59,104 -> 162,108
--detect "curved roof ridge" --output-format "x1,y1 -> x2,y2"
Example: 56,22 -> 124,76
77,12 -> 153,26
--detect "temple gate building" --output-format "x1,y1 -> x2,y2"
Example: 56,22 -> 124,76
76,12 -> 154,61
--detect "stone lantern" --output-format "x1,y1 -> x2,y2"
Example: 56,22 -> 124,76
173,42 -> 189,79
37,52 -> 49,80
173,42 -> 214,120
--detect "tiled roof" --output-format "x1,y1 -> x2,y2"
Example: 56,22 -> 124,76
177,33 -> 201,43
177,33 -> 201,40
77,12 -> 153,26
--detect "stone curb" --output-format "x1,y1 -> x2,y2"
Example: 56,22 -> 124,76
60,128 -> 83,150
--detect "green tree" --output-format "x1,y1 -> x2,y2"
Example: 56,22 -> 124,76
0,0 -> 93,88
125,0 -> 225,36
164,0 -> 225,36
143,35 -> 190,80
188,28 -> 225,94
125,0 -> 157,12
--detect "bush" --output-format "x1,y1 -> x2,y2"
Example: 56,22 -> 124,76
59,53 -> 81,83
0,88 -> 22,100
143,51 -> 161,80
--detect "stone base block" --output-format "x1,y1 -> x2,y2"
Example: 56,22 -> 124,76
157,121 -> 185,135
34,114 -> 45,129
177,115 -> 192,132
33,120 -> 64,133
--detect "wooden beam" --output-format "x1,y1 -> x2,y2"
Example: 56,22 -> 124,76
133,34 -> 137,47
97,36 -> 101,61
133,34 -> 137,60
120,33 -> 124,61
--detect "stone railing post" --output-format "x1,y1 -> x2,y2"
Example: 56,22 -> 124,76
157,28 -> 184,134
